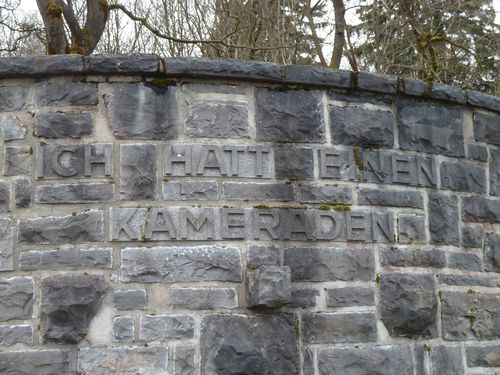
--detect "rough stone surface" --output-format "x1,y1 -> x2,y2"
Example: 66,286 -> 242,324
358,188 -> 423,209
380,273 -> 437,338
34,112 -> 93,138
398,214 -> 426,244
285,65 -> 352,87
0,55 -> 83,76
0,218 -> 13,271
40,274 -> 107,343
36,183 -> 114,203
247,245 -> 280,269
14,176 -> 31,208
440,161 -> 486,193
174,346 -> 196,375
428,345 -> 464,375
326,286 -> 375,307
0,86 -> 27,110
223,182 -> 293,201
164,181 -> 218,201
20,247 -> 112,271
35,82 -> 97,107
484,233 -> 500,273
438,273 -> 500,287
247,266 -> 291,308
357,72 -> 398,93
462,196 -> 500,223
428,192 -> 459,245
381,248 -> 446,268
113,316 -> 134,343
430,83 -> 466,103
0,181 -> 9,212
0,115 -> 26,140
201,314 -> 299,375
490,149 -> 500,196
467,89 -> 500,112
275,147 -> 314,180
468,144 -> 488,161
462,225 -> 483,248
139,315 -> 194,340
474,111 -> 500,145
466,344 -> 500,367
0,350 -> 71,375
299,184 -> 352,204
3,146 -> 31,175
120,144 -> 157,200
0,277 -> 33,322
255,88 -> 324,142
170,287 -> 238,309
287,288 -> 319,308
114,289 -> 147,310
89,54 -> 159,74
448,252 -> 482,271
0,325 -> 33,345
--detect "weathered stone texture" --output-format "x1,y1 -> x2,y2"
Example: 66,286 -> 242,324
462,225 -> 483,248
474,111 -> 500,145
0,277 -> 33,322
120,144 -> 157,200
299,184 -> 352,204
0,350 -> 71,375
89,54 -> 159,73
36,183 -> 114,203
398,214 -> 426,244
164,181 -> 218,201
223,182 -> 293,201
170,287 -> 238,310
429,345 -> 465,375
0,115 -> 26,140
0,218 -> 13,271
358,72 -> 398,93
0,86 -> 27,111
139,315 -> 194,340
247,245 -> 280,269
275,147 -> 314,180
14,176 -> 31,208
287,288 -> 319,308
113,316 -> 134,342
381,248 -> 446,268
428,192 -> 459,245
113,289 -> 147,310
484,233 -> 500,273
247,266 -> 291,308
466,344 -> 500,367
0,325 -> 33,345
462,196 -> 500,223
0,181 -> 10,213
35,82 -> 97,107
448,252 -> 482,271
3,146 -> 31,175
20,248 -> 112,271
34,112 -> 93,138
490,149 -> 500,196
440,161 -> 486,193
174,346 -> 196,375
358,188 -> 423,209
326,286 -> 375,307
468,144 -> 488,161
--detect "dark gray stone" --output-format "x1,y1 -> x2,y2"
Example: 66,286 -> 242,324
88,54 -> 159,74
0,349 -> 71,375
255,88 -> 324,143
247,245 -> 280,269
484,233 -> 500,273
490,149 -> 500,196
475,111 -> 500,145
430,345 -> 464,375
462,225 -> 483,248
247,266 -> 291,308
0,181 -> 9,212
275,147 -> 314,180
113,289 -> 147,310
462,196 -> 500,223
182,83 -> 245,94
174,345 -> 196,375
328,91 -> 391,105
36,183 -> 114,203
302,349 -> 315,375
430,83 -> 466,103
171,287 -> 238,309
397,100 -> 464,157
467,89 -> 500,112
381,248 -> 446,268
330,105 -> 394,146
318,148 -> 358,180
0,218 -> 13,271
35,82 -> 97,107
285,65 -> 351,87
18,210 -> 104,244
0,86 -> 28,110
223,182 -> 293,201
34,112 -> 93,138
41,274 -> 107,344
468,144 -> 488,161
428,192 -> 459,245
0,277 -> 33,322
185,99 -> 248,138
440,161 -> 486,193
120,144 -> 157,200
14,176 -> 31,208
121,245 -> 242,283
287,288 -> 319,308
3,146 -> 31,175
466,344 -> 500,367
441,290 -> 500,340
357,72 -> 398,93
380,273 -> 437,338
109,207 -> 147,241
284,247 -> 374,281
139,314 -> 194,340
0,325 -> 32,345
200,313 -> 299,375
299,184 -> 352,204
107,83 -> 177,139
402,78 -> 428,96
448,252 -> 482,271
438,273 -> 500,287
20,248 -> 112,271
302,312 -> 377,344
318,345 -> 414,375
326,286 -> 375,307
164,181 -> 218,201
358,188 -> 424,209
0,55 -> 83,77
113,316 -> 134,342
0,115 -> 26,140
398,214 -> 426,244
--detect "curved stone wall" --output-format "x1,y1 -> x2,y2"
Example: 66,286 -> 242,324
0,54 -> 499,374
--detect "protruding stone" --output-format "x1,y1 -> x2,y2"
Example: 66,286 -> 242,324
174,346 -> 196,375
275,147 -> 314,180
120,144 -> 157,200
326,286 -> 375,307
247,266 -> 291,308
428,192 -> 459,245
35,82 -> 97,107
40,274 -> 107,344
0,349 -> 71,375
113,289 -> 147,310
3,146 -> 31,175
34,112 -> 93,138
35,183 -> 114,204
0,218 -> 13,271
0,277 -> 33,322
170,287 -> 238,310
20,248 -> 112,271
113,316 -> 134,342
139,315 -> 194,341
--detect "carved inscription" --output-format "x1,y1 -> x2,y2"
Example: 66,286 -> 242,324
110,207 -> 395,243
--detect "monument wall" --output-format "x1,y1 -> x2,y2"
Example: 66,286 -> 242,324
0,54 -> 499,374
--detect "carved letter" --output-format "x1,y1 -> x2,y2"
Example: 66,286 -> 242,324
197,146 -> 228,176
248,146 -> 269,177
392,155 -> 416,185
144,207 -> 177,240
180,208 -> 214,239
417,157 -> 437,187
224,146 -> 246,176
372,212 -> 394,242
164,145 -> 192,175
346,211 -> 371,241
221,208 -> 246,239
282,210 -> 313,240
50,145 -> 80,177
85,144 -> 113,177
253,209 -> 280,240
314,211 -> 344,240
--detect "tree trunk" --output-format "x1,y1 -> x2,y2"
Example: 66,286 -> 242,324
36,0 -> 68,54
330,0 -> 345,68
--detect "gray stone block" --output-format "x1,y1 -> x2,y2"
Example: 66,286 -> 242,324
326,286 -> 375,307
0,86 -> 28,110
398,214 -> 426,244
14,176 -> 31,208
0,349 -> 71,375
467,89 -> 500,112
109,207 -> 147,241
247,245 -> 280,269
139,315 -> 194,340
287,288 -> 319,308
0,218 -> 13,271
20,248 -> 112,271
438,273 -> 500,287
284,247 -> 374,281
381,248 -> 446,268
285,65 -> 352,87
0,55 -> 83,77
275,147 -> 314,180
474,111 -> 500,145
468,144 -> 488,161
35,183 -> 114,204
430,83 -> 466,103
318,345 -> 414,375
41,274 -> 107,344
302,312 -> 377,344
402,78 -> 428,96
441,290 -> 500,340
35,82 -> 97,107
428,192 -> 459,245
113,289 -> 147,310
107,83 -> 177,139
121,246 -> 242,283
462,196 -> 500,223
255,88 -> 324,142
120,144 -> 157,200
185,99 -> 248,138
163,181 -> 218,201
34,112 -> 93,138
429,345 -> 464,375
200,313 -> 299,375
170,287 -> 238,309
18,210 -> 104,244
397,100 -> 464,157
223,182 -> 293,201
302,348 -> 315,375
113,316 -> 134,343
0,325 -> 33,345
358,188 -> 424,209
330,105 -> 394,147
78,347 -> 168,374
466,344 -> 500,367
3,146 -> 31,175
0,115 -> 26,140
174,345 -> 196,375
448,252 -> 482,271
490,149 -> 500,196
462,225 -> 483,248
182,83 -> 245,94
0,277 -> 33,322
440,161 -> 486,193
380,273 -> 437,338
357,71 -> 398,93
484,233 -> 500,272
0,181 -> 9,213
88,54 -> 160,74
299,184 -> 352,204
247,266 -> 291,308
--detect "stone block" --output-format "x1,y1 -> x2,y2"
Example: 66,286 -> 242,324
287,288 -> 319,308
285,64 -> 352,87
109,207 -> 147,241
484,233 -> 500,272
318,148 -> 358,180
0,54 -> 83,76
113,289 -> 147,310
397,100 -> 464,157
14,176 -> 31,208
0,349 -> 71,375
398,214 -> 426,244
330,105 -> 394,146
35,82 -> 97,106
490,149 -> 500,196
35,183 -> 114,204
0,86 -> 27,111
468,144 -> 488,161
3,146 -> 31,175
107,82 -> 177,139
255,88 -> 324,142
462,225 -> 483,248
34,112 -> 93,138
380,273 -> 437,338
139,315 -> 194,341
0,218 -> 13,272
0,325 -> 33,345
326,286 -> 375,307
247,245 -> 280,269
185,98 -> 249,138
448,252 -> 482,271
381,248 -> 446,268
467,89 -> 500,112
200,314 -> 299,375
275,147 -> 314,180
18,210 -> 104,244
357,71 -> 398,93
163,181 -> 218,201
88,54 -> 159,73
174,346 -> 196,375
466,344 -> 500,367
41,274 -> 107,344
170,287 -> 238,309
303,349 -> 315,375
284,247 -> 374,281
474,111 -> 500,145
0,277 -> 33,322
0,115 -> 26,140
247,266 -> 291,308
428,192 -> 459,245
430,83 -> 466,103
121,246 -> 242,283
113,316 -> 134,343
438,273 -> 500,288
462,196 -> 500,223
299,184 -> 352,204
182,83 -> 245,94
223,182 -> 293,201
440,161 -> 486,193
358,188 -> 424,209
120,144 -> 157,200
0,181 -> 10,213
20,248 -> 112,271
428,345 -> 465,375
302,312 -> 377,344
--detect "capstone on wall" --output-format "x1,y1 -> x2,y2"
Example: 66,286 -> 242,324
0,54 -> 499,375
